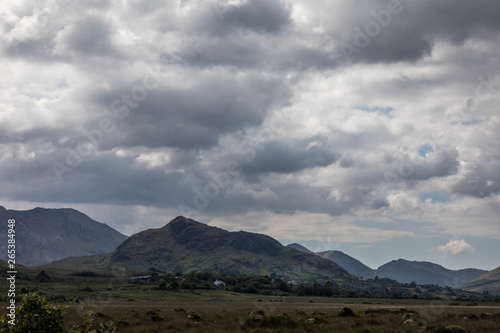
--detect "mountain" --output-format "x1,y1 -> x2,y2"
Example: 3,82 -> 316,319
0,206 -> 127,266
458,266 -> 500,295
317,250 -> 376,279
48,216 -> 350,282
286,243 -> 313,254
376,259 -> 487,287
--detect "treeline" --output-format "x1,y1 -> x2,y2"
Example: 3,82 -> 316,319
144,271 -> 497,301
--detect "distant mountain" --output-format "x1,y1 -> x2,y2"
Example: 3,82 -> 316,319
0,206 -> 127,266
286,243 -> 313,254
376,259 -> 487,287
48,216 -> 350,283
458,266 -> 500,295
317,250 -> 376,279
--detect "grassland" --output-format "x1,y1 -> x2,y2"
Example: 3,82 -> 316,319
460,266 -> 500,295
23,296 -> 500,332
2,264 -> 500,332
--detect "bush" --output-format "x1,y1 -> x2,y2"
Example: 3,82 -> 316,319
0,294 -> 116,333
36,271 -> 51,283
244,285 -> 259,294
339,307 -> 356,317
0,293 -> 66,332
74,310 -> 116,333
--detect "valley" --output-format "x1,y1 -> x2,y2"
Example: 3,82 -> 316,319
2,262 -> 500,332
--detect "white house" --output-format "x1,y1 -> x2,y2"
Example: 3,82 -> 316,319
213,280 -> 226,287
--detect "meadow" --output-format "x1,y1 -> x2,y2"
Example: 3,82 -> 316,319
2,265 -> 500,332
60,296 -> 500,332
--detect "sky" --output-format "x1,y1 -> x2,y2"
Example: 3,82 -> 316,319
1,0 -> 499,271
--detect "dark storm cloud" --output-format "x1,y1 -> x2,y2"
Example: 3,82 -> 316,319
61,15 -> 115,57
1,0 -> 499,246
417,0 -> 500,44
0,148 -> 196,207
175,37 -> 342,70
410,148 -> 459,181
3,37 -> 57,60
340,0 -> 500,63
451,160 -> 500,198
240,136 -> 339,174
189,0 -> 291,36
88,73 -> 290,150
176,0 -> 500,70
0,127 -> 72,147
186,177 -> 386,218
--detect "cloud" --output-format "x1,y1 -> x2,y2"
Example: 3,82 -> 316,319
190,0 -> 292,36
240,135 -> 339,174
55,15 -> 116,57
437,239 -> 476,256
0,0 -> 499,269
89,71 -> 290,150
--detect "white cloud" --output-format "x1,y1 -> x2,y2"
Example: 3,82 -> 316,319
437,239 -> 476,256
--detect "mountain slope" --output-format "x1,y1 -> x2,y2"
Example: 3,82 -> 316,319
49,216 -> 350,282
0,206 -> 127,266
317,250 -> 376,279
458,266 -> 500,295
376,259 -> 487,287
286,243 -> 314,254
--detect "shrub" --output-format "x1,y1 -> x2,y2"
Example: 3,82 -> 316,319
74,310 -> 116,333
0,293 -> 66,332
150,315 -> 164,322
244,285 -> 259,294
36,271 -> 51,283
339,307 -> 356,317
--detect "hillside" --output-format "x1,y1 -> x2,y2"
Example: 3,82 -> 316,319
48,216 -> 350,283
317,250 -> 376,279
459,266 -> 500,295
0,206 -> 127,266
376,259 -> 487,287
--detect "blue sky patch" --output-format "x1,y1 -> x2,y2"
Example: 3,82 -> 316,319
355,106 -> 394,116
461,119 -> 483,126
419,191 -> 450,203
418,144 -> 434,157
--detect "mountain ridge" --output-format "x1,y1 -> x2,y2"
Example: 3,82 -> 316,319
48,216 -> 351,283
376,259 -> 487,287
4,205 -> 493,289
285,242 -> 488,287
286,243 -> 314,254
0,206 -> 127,266
458,266 -> 500,295
317,250 -> 376,279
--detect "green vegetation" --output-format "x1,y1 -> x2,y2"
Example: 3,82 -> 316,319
2,293 -> 500,332
0,293 -> 66,332
459,266 -> 500,295
1,260 -> 497,307
0,294 -> 116,333
45,217 -> 350,284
